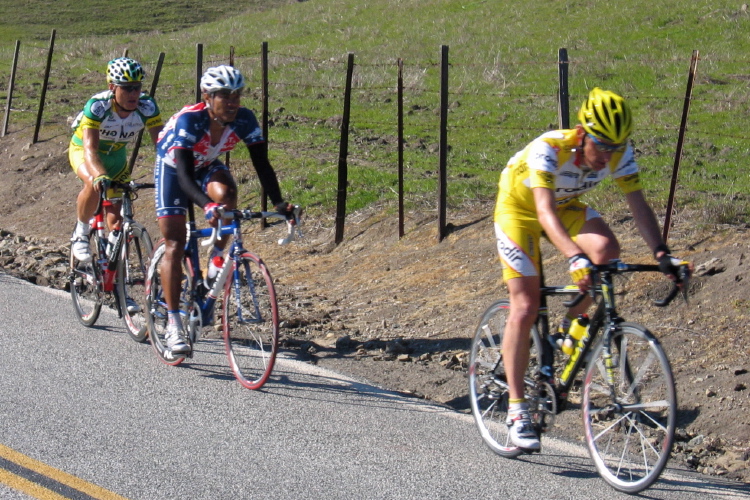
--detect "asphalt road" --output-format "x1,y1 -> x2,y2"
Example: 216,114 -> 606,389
0,273 -> 747,500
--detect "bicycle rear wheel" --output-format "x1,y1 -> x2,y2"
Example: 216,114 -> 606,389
468,300 -> 550,458
222,252 -> 279,390
582,323 -> 676,493
116,223 -> 153,342
70,232 -> 103,326
146,241 -> 193,366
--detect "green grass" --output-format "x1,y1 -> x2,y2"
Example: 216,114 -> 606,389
0,0 -> 748,223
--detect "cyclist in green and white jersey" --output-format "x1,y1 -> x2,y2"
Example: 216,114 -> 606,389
69,57 -> 163,264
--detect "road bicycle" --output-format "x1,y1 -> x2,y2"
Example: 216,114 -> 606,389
468,259 -> 690,493
69,180 -> 154,342
145,204 -> 302,390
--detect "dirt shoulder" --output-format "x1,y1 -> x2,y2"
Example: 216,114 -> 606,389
0,134 -> 748,484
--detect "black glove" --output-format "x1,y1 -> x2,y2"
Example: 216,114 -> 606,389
274,201 -> 294,217
657,253 -> 682,280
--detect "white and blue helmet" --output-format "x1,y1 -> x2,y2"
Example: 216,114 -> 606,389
200,65 -> 245,94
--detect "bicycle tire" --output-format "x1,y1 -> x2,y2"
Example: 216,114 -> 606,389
468,299 -> 549,458
70,232 -> 103,326
116,223 -> 153,343
582,322 -> 676,493
222,252 -> 279,390
145,241 -> 193,366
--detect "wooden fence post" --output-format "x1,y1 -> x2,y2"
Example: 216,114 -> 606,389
225,46 -> 235,169
2,40 -> 20,137
397,58 -> 405,239
32,29 -> 55,144
558,48 -> 570,129
195,43 -> 203,104
128,52 -> 165,173
334,53 -> 355,245
437,45 -> 449,242
663,50 -> 699,243
261,41 -> 270,218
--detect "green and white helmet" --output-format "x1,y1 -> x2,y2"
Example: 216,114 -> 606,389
106,57 -> 144,85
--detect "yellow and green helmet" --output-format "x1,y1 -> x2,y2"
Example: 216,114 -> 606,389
106,57 -> 144,85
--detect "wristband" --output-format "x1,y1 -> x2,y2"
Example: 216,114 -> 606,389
653,243 -> 671,259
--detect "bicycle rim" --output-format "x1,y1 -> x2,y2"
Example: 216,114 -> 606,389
222,253 -> 279,390
69,232 -> 103,326
582,323 -> 676,493
468,300 -> 546,458
146,242 -> 192,366
117,224 -> 153,342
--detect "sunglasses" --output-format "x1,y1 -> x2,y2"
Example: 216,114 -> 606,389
211,89 -> 242,99
118,84 -> 142,93
588,134 -> 626,153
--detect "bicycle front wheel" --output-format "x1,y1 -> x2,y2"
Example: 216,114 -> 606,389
582,322 -> 676,493
146,241 -> 193,366
222,252 -> 279,390
70,232 -> 103,326
116,223 -> 153,342
468,299 -> 547,458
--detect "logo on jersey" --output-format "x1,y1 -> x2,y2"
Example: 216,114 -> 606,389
495,226 -> 537,276
138,99 -> 157,116
90,101 -> 107,118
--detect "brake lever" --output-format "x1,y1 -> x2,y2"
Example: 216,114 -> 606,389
278,205 -> 303,246
201,207 -> 226,247
654,263 -> 690,307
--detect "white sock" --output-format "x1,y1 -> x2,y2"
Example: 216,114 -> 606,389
75,220 -> 91,236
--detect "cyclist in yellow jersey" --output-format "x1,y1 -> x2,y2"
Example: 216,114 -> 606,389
69,57 -> 163,265
494,88 -> 685,450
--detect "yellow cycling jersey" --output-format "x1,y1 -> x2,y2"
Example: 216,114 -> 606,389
494,128 -> 641,219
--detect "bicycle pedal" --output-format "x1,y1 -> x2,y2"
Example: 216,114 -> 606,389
163,350 -> 186,362
521,446 -> 542,455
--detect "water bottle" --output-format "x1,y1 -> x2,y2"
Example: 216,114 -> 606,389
548,331 -> 564,351
562,314 -> 589,355
206,255 -> 224,289
106,229 -> 121,265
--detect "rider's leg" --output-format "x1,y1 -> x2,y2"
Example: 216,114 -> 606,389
105,201 -> 123,233
159,215 -> 187,315
204,168 -> 237,255
504,275 -> 543,450
565,214 -> 620,318
73,161 -> 100,233
504,275 -> 541,401
158,215 -> 191,353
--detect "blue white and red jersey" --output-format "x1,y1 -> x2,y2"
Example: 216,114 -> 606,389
156,102 -> 265,169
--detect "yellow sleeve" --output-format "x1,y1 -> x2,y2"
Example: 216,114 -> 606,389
79,115 -> 101,131
615,172 -> 642,194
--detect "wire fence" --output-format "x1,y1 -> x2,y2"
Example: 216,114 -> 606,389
2,35 -> 748,242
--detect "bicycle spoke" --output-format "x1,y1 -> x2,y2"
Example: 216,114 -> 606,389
70,232 -> 103,326
223,253 -> 279,390
146,242 -> 192,366
117,225 -> 152,342
583,324 -> 675,493
468,300 -> 548,458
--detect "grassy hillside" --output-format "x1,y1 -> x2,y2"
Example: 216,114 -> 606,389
0,0 -> 748,223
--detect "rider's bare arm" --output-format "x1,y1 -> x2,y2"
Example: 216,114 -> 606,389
533,186 -> 583,259
625,189 -> 666,256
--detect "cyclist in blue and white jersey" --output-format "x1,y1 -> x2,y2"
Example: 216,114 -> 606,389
155,65 -> 293,354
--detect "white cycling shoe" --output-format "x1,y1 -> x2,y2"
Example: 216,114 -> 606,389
71,234 -> 92,263
508,411 -> 541,450
165,324 -> 191,354
125,297 -> 142,314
